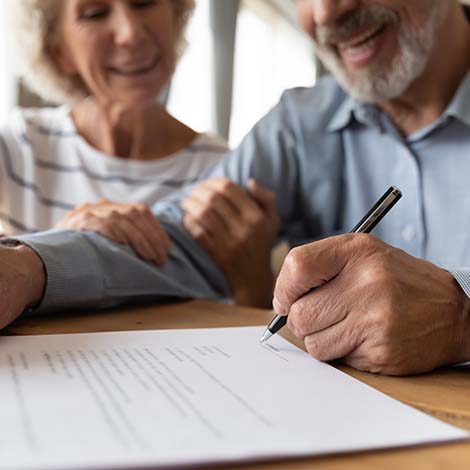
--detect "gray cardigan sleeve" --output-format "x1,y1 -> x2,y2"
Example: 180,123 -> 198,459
14,219 -> 231,313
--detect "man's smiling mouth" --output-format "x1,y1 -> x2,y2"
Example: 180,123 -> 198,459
337,23 -> 387,52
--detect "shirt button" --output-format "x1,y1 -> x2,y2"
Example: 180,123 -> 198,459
402,226 -> 417,242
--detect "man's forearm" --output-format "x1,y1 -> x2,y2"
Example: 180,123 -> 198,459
18,244 -> 46,308
0,243 -> 46,329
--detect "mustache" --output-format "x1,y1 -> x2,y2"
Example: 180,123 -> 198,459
316,4 -> 399,46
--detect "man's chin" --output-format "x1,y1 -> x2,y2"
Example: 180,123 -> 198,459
320,57 -> 405,103
338,77 -> 404,103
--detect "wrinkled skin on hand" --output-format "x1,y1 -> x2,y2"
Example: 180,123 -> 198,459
273,234 -> 470,375
182,178 -> 280,308
0,245 -> 45,330
55,199 -> 171,265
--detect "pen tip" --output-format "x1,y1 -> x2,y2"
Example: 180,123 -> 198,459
259,330 -> 273,344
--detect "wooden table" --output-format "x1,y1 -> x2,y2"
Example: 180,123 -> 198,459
4,300 -> 470,469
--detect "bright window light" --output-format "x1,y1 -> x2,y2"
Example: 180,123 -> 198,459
167,0 -> 214,136
230,2 -> 317,146
168,0 -> 317,147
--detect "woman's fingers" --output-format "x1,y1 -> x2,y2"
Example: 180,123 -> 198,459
123,205 -> 171,263
181,178 -> 280,308
247,179 -> 278,218
109,214 -> 162,263
181,196 -> 228,242
56,202 -> 171,265
189,183 -> 240,226
76,213 -> 129,245
183,213 -> 218,255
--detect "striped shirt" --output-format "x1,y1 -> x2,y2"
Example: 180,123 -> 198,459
0,106 -> 228,235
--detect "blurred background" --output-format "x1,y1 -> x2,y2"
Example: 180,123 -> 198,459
0,0 -> 319,148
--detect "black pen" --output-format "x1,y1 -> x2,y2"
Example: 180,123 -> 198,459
259,186 -> 403,344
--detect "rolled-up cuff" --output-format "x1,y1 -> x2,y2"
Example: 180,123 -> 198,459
5,230 -> 105,314
449,268 -> 470,367
450,268 -> 470,298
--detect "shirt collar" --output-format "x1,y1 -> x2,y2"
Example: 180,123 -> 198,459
327,93 -> 358,132
327,91 -> 384,132
444,71 -> 470,127
327,70 -> 470,133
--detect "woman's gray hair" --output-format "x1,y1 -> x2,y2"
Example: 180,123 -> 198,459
10,0 -> 196,104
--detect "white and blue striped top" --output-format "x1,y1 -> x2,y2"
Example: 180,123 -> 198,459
0,106 -> 228,235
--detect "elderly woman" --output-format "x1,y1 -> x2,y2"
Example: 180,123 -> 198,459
0,0 -> 227,264
0,0 -> 279,307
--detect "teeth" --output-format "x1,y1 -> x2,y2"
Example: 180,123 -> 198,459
113,58 -> 156,74
343,35 -> 378,53
339,25 -> 384,50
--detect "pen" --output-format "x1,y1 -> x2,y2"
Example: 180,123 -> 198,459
260,186 -> 403,344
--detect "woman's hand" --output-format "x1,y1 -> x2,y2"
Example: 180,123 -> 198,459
55,200 -> 171,265
181,178 -> 280,308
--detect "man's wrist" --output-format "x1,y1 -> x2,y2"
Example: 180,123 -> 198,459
16,244 -> 46,309
461,292 -> 470,362
450,274 -> 470,364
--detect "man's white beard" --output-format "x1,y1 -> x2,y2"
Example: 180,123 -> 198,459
315,2 -> 451,103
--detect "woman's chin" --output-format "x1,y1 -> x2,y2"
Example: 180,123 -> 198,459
104,89 -> 162,111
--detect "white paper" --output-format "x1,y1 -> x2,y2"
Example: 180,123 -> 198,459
0,327 -> 466,469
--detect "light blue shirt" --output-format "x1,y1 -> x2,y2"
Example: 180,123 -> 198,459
13,72 -> 470,312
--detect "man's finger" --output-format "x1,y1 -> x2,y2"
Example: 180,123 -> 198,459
182,196 -> 229,238
247,179 -> 277,215
203,178 -> 261,219
273,234 -> 360,315
183,214 -> 218,256
286,275 -> 350,338
303,316 -> 360,362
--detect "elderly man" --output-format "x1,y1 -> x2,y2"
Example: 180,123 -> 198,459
2,0 -> 470,376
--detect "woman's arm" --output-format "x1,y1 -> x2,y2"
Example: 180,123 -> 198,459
181,178 -> 279,308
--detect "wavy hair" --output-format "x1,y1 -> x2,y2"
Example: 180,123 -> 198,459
9,0 -> 195,104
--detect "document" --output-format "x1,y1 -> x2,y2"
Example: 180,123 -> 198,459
0,327 -> 466,469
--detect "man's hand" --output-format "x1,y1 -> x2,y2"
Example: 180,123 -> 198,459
182,178 -> 280,308
273,234 -> 470,375
0,244 -> 45,330
55,200 -> 171,265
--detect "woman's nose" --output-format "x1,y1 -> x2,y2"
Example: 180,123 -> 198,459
112,7 -> 146,46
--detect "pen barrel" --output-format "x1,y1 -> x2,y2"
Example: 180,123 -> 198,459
262,185 -> 402,343
268,314 -> 288,334
351,186 -> 402,234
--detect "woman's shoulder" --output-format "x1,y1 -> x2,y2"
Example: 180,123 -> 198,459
185,132 -> 229,156
9,106 -> 76,137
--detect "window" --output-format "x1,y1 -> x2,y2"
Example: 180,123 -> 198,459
167,0 -> 214,137
230,0 -> 316,146
167,0 -> 317,147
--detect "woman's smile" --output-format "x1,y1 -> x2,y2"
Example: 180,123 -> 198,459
108,55 -> 160,76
